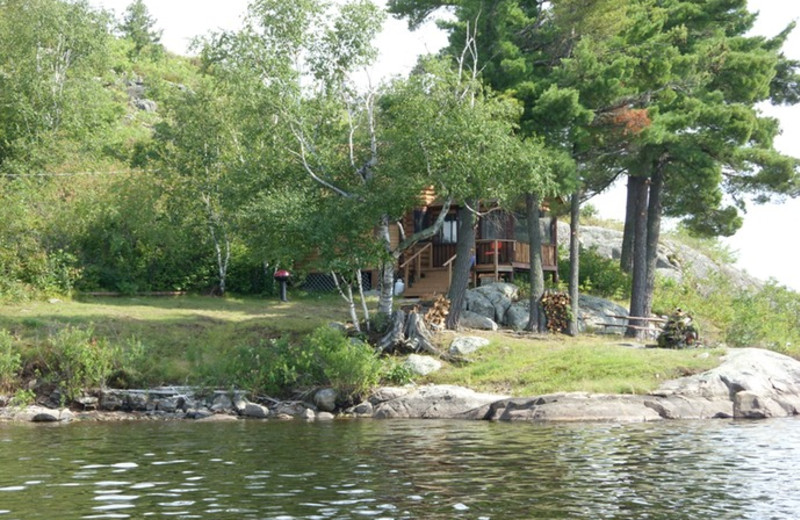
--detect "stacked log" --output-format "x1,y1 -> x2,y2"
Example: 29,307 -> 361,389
540,291 -> 571,333
424,295 -> 450,329
657,308 -> 699,349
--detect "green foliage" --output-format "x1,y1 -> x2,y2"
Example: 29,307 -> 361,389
35,326 -> 115,401
0,330 -> 22,391
558,246 -> 631,300
204,337 -> 314,397
304,327 -> 382,397
199,327 -> 382,398
654,274 -> 800,356
10,388 -> 36,407
119,0 -> 163,60
380,358 -> 414,386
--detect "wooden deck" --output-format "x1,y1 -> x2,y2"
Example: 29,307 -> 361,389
400,239 -> 558,298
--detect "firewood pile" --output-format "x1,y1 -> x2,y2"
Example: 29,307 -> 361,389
657,308 -> 699,349
540,291 -> 571,333
424,295 -> 450,329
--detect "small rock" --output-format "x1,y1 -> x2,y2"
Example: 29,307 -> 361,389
272,401 -> 307,417
75,396 -> 98,410
449,336 -> 490,356
32,411 -> 60,422
352,401 -> 373,416
404,354 -> 443,376
233,399 -> 248,414
316,412 -> 335,421
301,408 -> 316,421
185,410 -> 214,420
313,388 -> 338,412
211,393 -> 233,411
242,402 -> 269,419
127,393 -> 149,411
197,413 -> 239,422
99,393 -> 124,411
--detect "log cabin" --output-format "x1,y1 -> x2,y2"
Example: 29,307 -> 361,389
390,189 -> 559,299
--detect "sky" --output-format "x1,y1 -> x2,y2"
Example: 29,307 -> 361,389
89,0 -> 800,290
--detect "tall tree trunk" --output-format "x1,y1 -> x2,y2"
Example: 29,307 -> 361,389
356,269 -> 371,332
626,176 -> 649,338
526,192 -> 545,332
376,215 -> 395,316
332,272 -> 360,333
203,194 -> 230,296
644,159 -> 666,318
620,176 -> 639,273
567,191 -> 581,336
446,200 -> 477,330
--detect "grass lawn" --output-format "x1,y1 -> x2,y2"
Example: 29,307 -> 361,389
425,331 -> 724,396
0,294 -> 351,387
0,295 -> 725,396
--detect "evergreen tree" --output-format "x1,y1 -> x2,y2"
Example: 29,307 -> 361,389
120,0 -> 163,59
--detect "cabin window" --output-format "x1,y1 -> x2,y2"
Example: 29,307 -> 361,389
513,213 -> 553,244
481,212 -> 508,240
439,213 -> 458,244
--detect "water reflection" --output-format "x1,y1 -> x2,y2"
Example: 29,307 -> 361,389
0,418 -> 797,519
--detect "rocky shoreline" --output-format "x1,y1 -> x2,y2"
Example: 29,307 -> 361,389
3,348 -> 800,424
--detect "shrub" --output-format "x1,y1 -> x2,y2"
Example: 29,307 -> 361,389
304,327 -> 382,398
38,326 -> 115,401
0,330 -> 22,391
210,337 -> 317,396
558,246 -> 631,300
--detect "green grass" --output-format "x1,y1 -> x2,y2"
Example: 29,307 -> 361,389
0,294 -> 727,398
425,333 -> 724,396
0,294 -> 352,388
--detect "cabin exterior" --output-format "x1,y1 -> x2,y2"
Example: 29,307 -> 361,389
390,193 -> 559,299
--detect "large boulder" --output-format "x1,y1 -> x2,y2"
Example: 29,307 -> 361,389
578,294 -> 629,334
463,290 -> 495,320
459,310 -> 499,331
369,348 -> 800,422
463,283 -> 518,324
313,388 -> 338,412
505,301 -> 530,331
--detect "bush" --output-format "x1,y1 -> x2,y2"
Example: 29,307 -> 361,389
558,246 -> 631,300
654,274 -> 800,356
304,327 -> 382,398
0,330 -> 22,391
198,327 -> 383,398
37,326 -> 115,401
208,337 -> 317,397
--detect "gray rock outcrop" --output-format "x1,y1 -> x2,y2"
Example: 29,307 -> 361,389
578,294 -> 629,333
372,385 -> 509,419
560,223 -> 761,291
367,348 -> 800,422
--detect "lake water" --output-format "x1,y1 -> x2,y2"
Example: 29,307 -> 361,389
0,417 -> 798,519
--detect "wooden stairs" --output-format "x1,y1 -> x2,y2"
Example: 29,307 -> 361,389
402,267 -> 450,299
